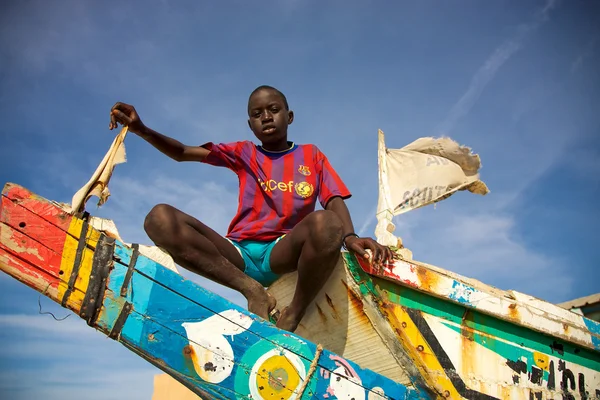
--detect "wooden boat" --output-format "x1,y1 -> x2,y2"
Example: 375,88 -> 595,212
2,180 -> 599,399
0,183 -> 423,400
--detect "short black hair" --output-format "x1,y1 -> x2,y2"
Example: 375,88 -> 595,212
249,85 -> 289,110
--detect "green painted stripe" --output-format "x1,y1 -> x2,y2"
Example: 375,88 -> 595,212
375,277 -> 600,371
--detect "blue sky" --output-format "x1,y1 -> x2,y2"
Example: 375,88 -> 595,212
1,0 -> 599,398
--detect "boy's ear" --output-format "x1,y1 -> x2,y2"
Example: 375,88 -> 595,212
247,119 -> 251,129
288,110 -> 294,124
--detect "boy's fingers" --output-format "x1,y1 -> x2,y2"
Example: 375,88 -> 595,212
111,101 -> 128,112
350,243 -> 369,259
111,109 -> 133,125
365,241 -> 381,263
387,248 -> 394,263
372,245 -> 382,263
109,112 -> 118,129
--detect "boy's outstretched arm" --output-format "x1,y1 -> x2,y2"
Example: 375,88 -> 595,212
325,197 -> 394,264
109,102 -> 209,162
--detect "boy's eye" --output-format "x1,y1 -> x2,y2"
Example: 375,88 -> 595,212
271,107 -> 279,113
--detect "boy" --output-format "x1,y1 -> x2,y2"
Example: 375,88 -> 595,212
108,85 -> 393,332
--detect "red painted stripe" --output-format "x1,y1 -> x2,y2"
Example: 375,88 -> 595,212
280,151 -> 295,231
0,247 -> 60,291
1,197 -> 69,255
0,222 -> 63,277
2,184 -> 73,231
231,150 -> 248,235
246,152 -> 274,237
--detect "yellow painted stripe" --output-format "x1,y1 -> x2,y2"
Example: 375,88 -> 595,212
57,217 -> 101,312
387,303 -> 462,399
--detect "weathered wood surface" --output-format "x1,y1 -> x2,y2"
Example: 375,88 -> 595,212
268,238 -> 600,399
267,262 -> 418,385
354,251 -> 600,354
0,183 -> 427,400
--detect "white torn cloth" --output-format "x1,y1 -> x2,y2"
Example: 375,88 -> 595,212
375,131 -> 489,247
59,127 -> 180,273
67,126 -> 129,214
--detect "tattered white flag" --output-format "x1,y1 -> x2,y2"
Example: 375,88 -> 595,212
375,130 -> 489,247
67,126 -> 129,214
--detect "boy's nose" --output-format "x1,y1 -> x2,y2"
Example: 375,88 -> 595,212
261,110 -> 273,121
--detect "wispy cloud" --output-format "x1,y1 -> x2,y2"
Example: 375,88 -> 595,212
436,0 -> 561,134
392,205 -> 573,302
571,36 -> 599,73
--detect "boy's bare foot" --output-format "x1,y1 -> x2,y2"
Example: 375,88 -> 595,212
275,307 -> 303,332
245,285 -> 277,321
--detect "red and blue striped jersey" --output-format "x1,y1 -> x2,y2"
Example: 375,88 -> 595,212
201,141 -> 351,242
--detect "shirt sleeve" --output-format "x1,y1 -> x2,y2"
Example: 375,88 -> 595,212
315,147 -> 352,208
200,141 -> 243,171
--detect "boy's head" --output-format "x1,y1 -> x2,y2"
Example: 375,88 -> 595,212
247,85 -> 294,147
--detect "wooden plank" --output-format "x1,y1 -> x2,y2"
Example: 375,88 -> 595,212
0,183 -> 427,399
105,241 -> 424,399
345,255 -> 600,400
267,262 -> 414,386
353,251 -> 600,353
2,183 -> 73,231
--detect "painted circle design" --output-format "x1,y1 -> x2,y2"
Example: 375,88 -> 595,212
234,334 -> 317,399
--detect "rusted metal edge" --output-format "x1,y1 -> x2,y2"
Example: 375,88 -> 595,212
119,243 -> 139,297
80,234 -> 115,326
60,214 -> 89,307
108,301 -> 133,340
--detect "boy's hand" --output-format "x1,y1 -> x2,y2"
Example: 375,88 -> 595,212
109,102 -> 145,134
344,236 -> 394,265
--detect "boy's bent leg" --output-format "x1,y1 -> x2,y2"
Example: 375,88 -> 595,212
143,203 -> 276,320
268,210 -> 343,332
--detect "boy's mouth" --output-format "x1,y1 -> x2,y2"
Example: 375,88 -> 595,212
262,126 -> 276,134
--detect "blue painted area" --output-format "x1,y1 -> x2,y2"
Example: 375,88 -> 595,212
96,240 -> 428,399
448,280 -> 476,306
98,243 -> 156,341
582,317 -> 600,351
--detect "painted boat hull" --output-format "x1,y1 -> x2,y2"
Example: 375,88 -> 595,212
268,241 -> 600,399
0,183 -> 425,400
2,181 -> 599,399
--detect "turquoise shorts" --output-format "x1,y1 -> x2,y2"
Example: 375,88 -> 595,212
227,236 -> 284,287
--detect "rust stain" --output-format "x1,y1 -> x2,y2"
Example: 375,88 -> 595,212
500,384 -> 511,399
460,310 -> 477,381
415,265 -> 440,291
342,280 -> 371,325
324,293 -> 341,320
461,310 -> 475,341
315,304 -> 328,323
508,302 -> 520,320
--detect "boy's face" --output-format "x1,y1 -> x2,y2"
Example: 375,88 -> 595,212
247,89 -> 293,145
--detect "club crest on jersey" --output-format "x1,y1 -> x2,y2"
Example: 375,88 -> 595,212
295,182 -> 314,198
298,165 -> 311,176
